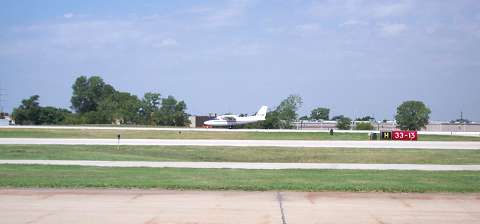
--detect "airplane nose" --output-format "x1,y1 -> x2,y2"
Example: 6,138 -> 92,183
204,120 -> 213,125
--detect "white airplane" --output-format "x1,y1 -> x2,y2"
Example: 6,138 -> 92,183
204,106 -> 268,127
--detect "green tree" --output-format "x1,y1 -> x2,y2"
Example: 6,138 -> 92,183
70,76 -> 147,124
12,95 -> 41,125
38,107 -> 71,124
154,95 -> 177,126
173,100 -> 190,126
310,107 -> 330,120
81,111 -> 110,124
395,100 -> 431,130
114,92 -> 142,124
260,111 -> 281,129
275,94 -> 303,129
94,91 -> 142,124
140,92 -> 161,125
71,76 -> 115,113
331,115 -> 345,121
12,95 -> 71,125
355,116 -> 374,121
63,113 -> 85,125
13,76 -> 189,126
151,95 -> 189,126
298,115 -> 309,120
245,95 -> 302,129
336,116 -> 352,130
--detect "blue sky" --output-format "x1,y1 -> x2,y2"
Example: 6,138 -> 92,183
0,0 -> 479,121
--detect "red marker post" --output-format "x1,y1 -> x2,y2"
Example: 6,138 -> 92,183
392,131 -> 417,141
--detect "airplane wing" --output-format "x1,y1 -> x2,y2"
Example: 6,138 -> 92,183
222,115 -> 237,121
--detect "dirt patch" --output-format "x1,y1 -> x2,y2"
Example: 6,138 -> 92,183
305,192 -> 320,204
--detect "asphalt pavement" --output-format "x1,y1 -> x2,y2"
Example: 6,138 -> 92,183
1,189 -> 479,224
0,138 -> 479,149
3,125 -> 480,137
2,160 -> 479,171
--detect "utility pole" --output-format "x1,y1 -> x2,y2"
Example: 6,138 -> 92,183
0,82 -> 6,117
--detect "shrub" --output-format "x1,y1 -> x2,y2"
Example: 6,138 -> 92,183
336,117 -> 352,130
355,122 -> 374,130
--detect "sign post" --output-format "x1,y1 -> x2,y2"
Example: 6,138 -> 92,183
380,131 -> 392,140
117,134 -> 121,150
377,131 -> 417,141
392,131 -> 417,141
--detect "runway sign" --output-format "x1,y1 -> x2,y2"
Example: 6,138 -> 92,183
380,131 -> 392,140
392,131 -> 417,141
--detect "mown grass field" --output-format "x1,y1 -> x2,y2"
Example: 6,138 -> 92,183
0,165 -> 479,192
1,128 -> 478,193
1,128 -> 479,141
1,145 -> 480,164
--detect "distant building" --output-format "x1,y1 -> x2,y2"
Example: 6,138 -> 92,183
424,121 -> 480,132
0,112 -> 8,119
189,115 -> 213,128
294,120 -> 337,130
294,120 -> 391,130
0,112 -> 13,126
293,120 -> 480,132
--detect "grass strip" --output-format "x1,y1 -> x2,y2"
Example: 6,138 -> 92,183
1,145 -> 480,164
0,164 -> 479,192
1,128 -> 479,141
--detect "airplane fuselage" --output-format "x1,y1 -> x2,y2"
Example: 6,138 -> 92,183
204,106 -> 268,127
204,116 -> 264,126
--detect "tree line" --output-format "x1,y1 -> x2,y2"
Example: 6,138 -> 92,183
12,77 -> 433,130
242,95 -> 431,131
12,76 -> 190,126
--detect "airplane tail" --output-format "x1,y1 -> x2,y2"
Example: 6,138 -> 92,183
255,106 -> 268,120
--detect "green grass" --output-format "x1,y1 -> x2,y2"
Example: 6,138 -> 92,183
0,128 -> 368,140
0,164 -> 478,192
1,128 -> 479,141
1,145 -> 480,164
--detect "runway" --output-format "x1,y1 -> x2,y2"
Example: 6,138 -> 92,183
1,189 -> 479,224
2,160 -> 479,171
3,125 -> 480,137
1,138 -> 480,149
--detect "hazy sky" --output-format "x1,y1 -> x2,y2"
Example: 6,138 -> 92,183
1,0 -> 479,121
